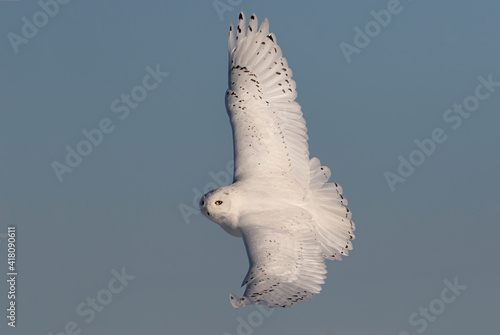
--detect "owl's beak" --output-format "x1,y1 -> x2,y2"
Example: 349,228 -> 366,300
200,196 -> 210,217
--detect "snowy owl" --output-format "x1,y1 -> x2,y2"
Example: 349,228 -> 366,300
200,12 -> 356,308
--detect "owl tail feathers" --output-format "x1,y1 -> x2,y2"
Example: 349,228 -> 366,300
308,157 -> 356,261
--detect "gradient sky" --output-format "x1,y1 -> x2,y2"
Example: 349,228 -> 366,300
1,1 -> 499,334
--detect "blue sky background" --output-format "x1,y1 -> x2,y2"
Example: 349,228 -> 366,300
1,1 -> 499,334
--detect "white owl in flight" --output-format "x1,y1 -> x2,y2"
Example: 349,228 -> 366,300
200,12 -> 356,308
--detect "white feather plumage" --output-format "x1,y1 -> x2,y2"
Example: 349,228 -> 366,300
200,12 -> 356,308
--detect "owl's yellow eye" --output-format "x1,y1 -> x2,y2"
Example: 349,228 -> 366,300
215,200 -> 223,205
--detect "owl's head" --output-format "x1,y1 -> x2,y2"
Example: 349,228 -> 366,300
200,188 -> 232,218
200,187 -> 239,233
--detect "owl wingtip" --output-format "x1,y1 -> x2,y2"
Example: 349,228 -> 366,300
229,293 -> 241,308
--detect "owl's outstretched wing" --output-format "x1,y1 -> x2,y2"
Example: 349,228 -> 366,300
226,13 -> 310,189
230,208 -> 327,308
